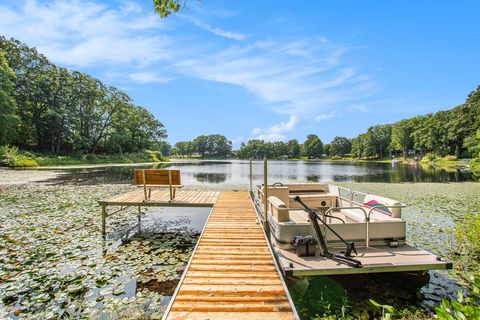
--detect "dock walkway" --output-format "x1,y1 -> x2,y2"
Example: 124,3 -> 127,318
165,192 -> 296,320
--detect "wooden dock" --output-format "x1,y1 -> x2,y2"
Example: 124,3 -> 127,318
165,192 -> 296,320
99,189 -> 220,207
99,189 -> 220,235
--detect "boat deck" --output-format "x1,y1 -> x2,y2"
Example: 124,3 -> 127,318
276,245 -> 452,277
165,192 -> 296,320
98,189 -> 220,207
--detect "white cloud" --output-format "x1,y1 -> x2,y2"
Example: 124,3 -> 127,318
183,15 -> 246,41
252,115 -> 298,141
314,111 -> 337,122
129,72 -> 173,84
0,0 -> 171,68
175,39 -> 376,117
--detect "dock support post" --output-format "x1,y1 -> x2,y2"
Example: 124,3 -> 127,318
138,206 -> 142,233
101,206 -> 107,236
249,158 -> 253,192
263,157 -> 269,234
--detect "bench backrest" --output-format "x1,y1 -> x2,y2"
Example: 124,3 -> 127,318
134,169 -> 181,186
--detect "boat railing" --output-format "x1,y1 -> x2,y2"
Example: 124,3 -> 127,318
337,186 -> 368,207
325,203 -> 406,248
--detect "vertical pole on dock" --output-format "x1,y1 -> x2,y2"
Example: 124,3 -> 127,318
263,157 -> 269,234
249,158 -> 253,192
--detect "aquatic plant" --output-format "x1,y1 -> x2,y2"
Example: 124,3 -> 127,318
289,276 -> 349,319
450,212 -> 480,275
369,299 -> 395,320
435,275 -> 480,320
0,183 -> 199,319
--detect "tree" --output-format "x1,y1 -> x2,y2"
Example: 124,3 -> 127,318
287,139 -> 301,158
158,141 -> 172,156
172,141 -> 194,156
302,134 -> 323,158
390,120 -> 413,157
153,0 -> 186,18
363,125 -> 391,158
0,36 -> 168,156
330,136 -> 351,156
323,144 -> 331,157
351,134 -> 366,158
0,49 -> 17,145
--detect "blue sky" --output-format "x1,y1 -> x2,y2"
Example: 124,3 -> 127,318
1,0 -> 479,148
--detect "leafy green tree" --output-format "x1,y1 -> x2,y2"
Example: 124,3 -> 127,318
192,134 -> 232,157
464,129 -> 480,158
158,141 -> 172,156
287,139 -> 301,158
172,141 -> 194,156
323,144 -> 330,157
412,114 -> 450,156
351,134 -> 366,158
0,49 -> 17,145
153,0 -> 186,18
329,136 -> 351,156
390,120 -> 413,157
363,125 -> 391,158
0,36 -> 168,156
302,134 -> 323,158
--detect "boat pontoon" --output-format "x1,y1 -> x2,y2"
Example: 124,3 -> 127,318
249,161 -> 452,277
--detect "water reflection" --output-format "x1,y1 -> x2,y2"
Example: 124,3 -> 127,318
193,172 -> 227,183
39,160 -> 477,186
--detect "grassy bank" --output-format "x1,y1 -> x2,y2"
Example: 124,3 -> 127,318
0,146 -> 167,167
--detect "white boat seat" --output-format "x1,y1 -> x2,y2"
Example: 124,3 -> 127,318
340,208 -> 403,223
363,194 -> 403,218
268,196 -> 289,222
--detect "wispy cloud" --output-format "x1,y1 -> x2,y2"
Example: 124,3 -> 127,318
175,39 -> 376,117
0,0 -> 171,68
252,115 -> 298,141
314,110 -> 337,122
183,15 -> 246,41
129,72 -> 173,84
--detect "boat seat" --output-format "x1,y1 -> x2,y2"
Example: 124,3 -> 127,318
340,208 -> 403,223
268,196 -> 289,222
363,194 -> 402,218
288,209 -> 310,224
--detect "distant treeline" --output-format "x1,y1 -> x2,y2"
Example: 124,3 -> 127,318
0,36 -> 168,155
237,87 -> 480,159
171,134 -> 233,157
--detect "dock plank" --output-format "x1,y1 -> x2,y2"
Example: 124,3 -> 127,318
166,192 -> 295,320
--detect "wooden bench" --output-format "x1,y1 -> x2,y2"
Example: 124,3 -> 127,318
134,169 -> 183,202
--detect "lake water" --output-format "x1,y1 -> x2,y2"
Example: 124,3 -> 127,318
45,159 -> 476,187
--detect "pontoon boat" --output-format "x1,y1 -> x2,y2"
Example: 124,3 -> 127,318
251,178 -> 452,277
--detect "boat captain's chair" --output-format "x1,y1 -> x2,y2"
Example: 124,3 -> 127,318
134,169 -> 183,202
